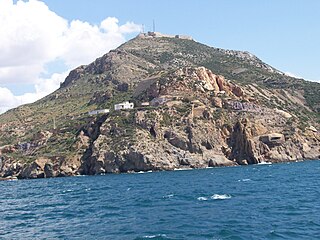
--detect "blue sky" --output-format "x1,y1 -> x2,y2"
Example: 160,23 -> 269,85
1,0 -> 319,113
41,0 -> 320,79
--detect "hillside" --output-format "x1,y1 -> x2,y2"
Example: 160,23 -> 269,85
0,33 -> 319,179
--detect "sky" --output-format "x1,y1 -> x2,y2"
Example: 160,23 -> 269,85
1,0 -> 319,113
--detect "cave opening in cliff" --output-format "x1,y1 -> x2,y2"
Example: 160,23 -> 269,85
150,126 -> 156,138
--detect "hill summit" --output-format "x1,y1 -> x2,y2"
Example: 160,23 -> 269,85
0,33 -> 319,179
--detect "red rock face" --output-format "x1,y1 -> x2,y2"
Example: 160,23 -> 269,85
215,75 -> 228,92
193,67 -> 244,96
231,85 -> 244,97
206,69 -> 220,91
194,67 -> 245,98
195,67 -> 220,91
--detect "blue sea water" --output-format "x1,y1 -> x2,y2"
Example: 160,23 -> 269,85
1,160 -> 320,240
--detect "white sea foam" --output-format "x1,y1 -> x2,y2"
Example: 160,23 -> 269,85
62,189 -> 73,193
142,234 -> 167,239
197,197 -> 208,201
258,161 -> 272,165
174,167 -> 193,171
211,194 -> 231,200
163,194 -> 174,199
238,178 -> 251,182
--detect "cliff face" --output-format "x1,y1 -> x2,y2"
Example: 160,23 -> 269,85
75,67 -> 319,175
0,36 -> 319,179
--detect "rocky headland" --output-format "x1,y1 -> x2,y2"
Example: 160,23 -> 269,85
0,34 -> 319,179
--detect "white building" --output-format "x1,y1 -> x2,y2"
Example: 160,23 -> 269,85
141,102 -> 150,106
88,109 -> 110,116
114,101 -> 134,111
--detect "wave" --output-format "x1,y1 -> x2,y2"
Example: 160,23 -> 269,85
163,194 -> 174,199
211,194 -> 232,200
135,170 -> 153,174
238,178 -> 251,182
197,194 -> 232,201
138,234 -> 168,239
7,178 -> 18,181
258,161 -> 272,165
197,197 -> 208,201
62,189 -> 73,193
174,168 -> 193,171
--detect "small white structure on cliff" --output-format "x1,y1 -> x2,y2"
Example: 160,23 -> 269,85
88,109 -> 110,116
114,101 -> 134,111
259,133 -> 285,146
141,102 -> 150,106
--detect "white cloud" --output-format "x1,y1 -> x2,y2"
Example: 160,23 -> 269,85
0,71 -> 68,113
61,17 -> 139,67
0,0 -> 142,113
0,64 -> 43,84
119,21 -> 142,34
0,87 -> 17,113
0,0 -> 67,71
100,17 -> 120,33
35,72 -> 67,95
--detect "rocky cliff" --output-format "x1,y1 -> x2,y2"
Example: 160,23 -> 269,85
0,35 -> 319,179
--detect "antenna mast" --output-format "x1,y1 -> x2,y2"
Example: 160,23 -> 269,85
153,19 -> 155,32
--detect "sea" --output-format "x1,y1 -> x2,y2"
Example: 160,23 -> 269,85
1,160 -> 320,240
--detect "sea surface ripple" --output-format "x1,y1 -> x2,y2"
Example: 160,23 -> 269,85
1,160 -> 320,239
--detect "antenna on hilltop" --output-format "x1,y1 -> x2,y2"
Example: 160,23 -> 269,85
153,19 -> 156,32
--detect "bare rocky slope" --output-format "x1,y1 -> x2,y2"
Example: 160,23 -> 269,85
0,34 -> 319,179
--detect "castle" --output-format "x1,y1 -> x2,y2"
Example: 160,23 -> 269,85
137,31 -> 193,40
